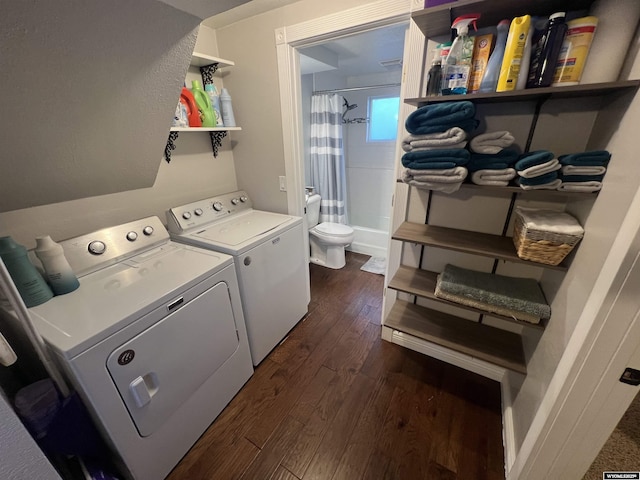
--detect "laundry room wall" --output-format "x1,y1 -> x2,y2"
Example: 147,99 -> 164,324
0,20 -> 239,248
211,0 -> 376,213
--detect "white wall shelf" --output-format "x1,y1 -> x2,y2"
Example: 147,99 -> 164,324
190,52 -> 235,68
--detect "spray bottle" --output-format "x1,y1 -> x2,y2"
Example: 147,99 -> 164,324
441,14 -> 481,95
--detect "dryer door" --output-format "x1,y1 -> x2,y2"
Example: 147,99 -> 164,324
106,280 -> 239,437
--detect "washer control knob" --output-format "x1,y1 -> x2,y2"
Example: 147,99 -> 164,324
240,195 -> 248,203
182,211 -> 192,220
143,226 -> 154,236
213,201 -> 223,212
126,231 -> 138,242
231,198 -> 239,205
88,241 -> 106,255
194,208 -> 204,216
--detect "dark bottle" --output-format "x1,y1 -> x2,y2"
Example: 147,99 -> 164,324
426,58 -> 443,96
526,12 -> 568,88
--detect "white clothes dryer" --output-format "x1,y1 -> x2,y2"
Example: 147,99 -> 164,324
22,217 -> 253,480
167,191 -> 310,366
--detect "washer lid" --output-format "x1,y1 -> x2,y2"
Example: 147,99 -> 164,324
314,222 -> 353,237
191,210 -> 293,247
27,242 -> 233,358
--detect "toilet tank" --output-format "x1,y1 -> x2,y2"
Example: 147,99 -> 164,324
305,193 -> 321,228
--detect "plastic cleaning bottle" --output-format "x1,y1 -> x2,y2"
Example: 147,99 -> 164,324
191,80 -> 215,127
552,16 -> 598,86
526,12 -> 568,88
181,87 -> 201,127
515,21 -> 536,90
478,19 -> 510,93
496,15 -> 532,92
441,14 -> 480,95
0,236 -> 53,307
220,88 -> 236,127
34,236 -> 79,296
425,45 -> 443,96
205,84 -> 224,127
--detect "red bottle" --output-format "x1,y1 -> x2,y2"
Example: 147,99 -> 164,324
180,87 -> 202,127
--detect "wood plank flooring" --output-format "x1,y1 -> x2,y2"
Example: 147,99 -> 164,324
167,252 -> 505,480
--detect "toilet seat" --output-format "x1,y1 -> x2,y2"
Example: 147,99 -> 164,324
312,222 -> 353,238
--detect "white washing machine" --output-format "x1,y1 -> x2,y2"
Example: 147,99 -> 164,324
167,190 -> 310,366
23,217 -> 253,480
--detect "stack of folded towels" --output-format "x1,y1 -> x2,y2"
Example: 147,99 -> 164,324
401,101 -> 479,193
515,150 -> 561,190
434,263 -> 551,325
467,130 -> 517,186
557,150 -> 611,192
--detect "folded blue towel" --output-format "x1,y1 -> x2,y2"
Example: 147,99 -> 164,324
515,150 -> 555,171
401,148 -> 470,169
405,101 -> 479,135
518,171 -> 558,186
559,150 -> 611,167
467,149 -> 519,172
559,173 -> 605,182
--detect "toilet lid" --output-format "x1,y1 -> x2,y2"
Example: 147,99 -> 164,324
314,222 -> 353,237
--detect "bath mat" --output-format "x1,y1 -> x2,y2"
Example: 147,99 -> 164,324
361,257 -> 386,275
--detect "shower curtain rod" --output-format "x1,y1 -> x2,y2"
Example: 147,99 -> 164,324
313,83 -> 401,95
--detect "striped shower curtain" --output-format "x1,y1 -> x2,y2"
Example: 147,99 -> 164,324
310,93 -> 347,225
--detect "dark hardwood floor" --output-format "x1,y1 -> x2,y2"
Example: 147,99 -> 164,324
167,252 -> 505,480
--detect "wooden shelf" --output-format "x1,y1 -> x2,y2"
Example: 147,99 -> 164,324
405,80 -> 640,107
392,221 -> 568,271
169,127 -> 242,132
388,265 -> 545,329
190,52 -> 235,68
385,299 -> 527,374
411,0 -> 594,38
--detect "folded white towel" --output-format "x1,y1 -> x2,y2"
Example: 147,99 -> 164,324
469,131 -> 515,154
557,181 -> 602,193
402,167 -> 468,193
402,127 -> 468,152
515,207 -> 584,236
518,159 -> 561,179
471,168 -> 516,186
519,179 -> 563,191
561,165 -> 607,176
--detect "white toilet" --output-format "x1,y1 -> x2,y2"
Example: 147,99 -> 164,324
306,193 -> 355,269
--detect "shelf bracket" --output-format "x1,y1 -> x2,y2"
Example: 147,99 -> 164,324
524,94 -> 551,152
164,131 -> 179,163
209,131 -> 227,158
199,63 -> 220,86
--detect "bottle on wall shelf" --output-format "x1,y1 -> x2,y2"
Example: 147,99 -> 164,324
0,237 -> 53,307
526,12 -> 568,89
441,14 -> 480,95
181,87 -> 202,127
478,19 -> 510,93
34,236 -> 80,296
191,80 -> 216,127
515,21 -> 536,90
220,88 -> 236,127
425,45 -> 443,96
496,15 -> 531,92
205,84 -> 224,127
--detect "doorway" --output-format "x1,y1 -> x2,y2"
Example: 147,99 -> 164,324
298,24 -> 406,259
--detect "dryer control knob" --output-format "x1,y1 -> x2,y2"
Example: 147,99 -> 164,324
213,202 -> 223,212
194,208 -> 203,216
231,198 -> 239,205
240,195 -> 248,203
143,226 -> 154,236
126,231 -> 138,242
88,240 -> 106,255
182,212 -> 192,220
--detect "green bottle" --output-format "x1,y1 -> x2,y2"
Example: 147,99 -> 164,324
0,236 -> 53,307
191,80 -> 216,127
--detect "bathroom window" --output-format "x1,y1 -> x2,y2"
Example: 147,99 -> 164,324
367,96 -> 400,142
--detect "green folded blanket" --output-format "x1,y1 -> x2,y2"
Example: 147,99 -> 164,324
559,173 -> 605,182
559,150 -> 611,167
405,101 -> 479,135
518,171 -> 558,186
515,150 -> 555,171
401,148 -> 470,169
467,149 -> 519,172
434,264 -> 551,323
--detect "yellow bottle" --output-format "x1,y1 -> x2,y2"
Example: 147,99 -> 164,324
496,15 -> 531,92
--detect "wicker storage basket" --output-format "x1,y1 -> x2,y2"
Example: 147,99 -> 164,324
512,208 -> 584,266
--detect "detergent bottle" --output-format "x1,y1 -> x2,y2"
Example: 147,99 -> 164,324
478,20 -> 510,93
441,14 -> 480,95
191,80 -> 216,127
496,15 -> 532,92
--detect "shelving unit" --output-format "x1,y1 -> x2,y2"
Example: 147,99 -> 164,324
383,0 -> 640,378
164,53 -> 239,163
